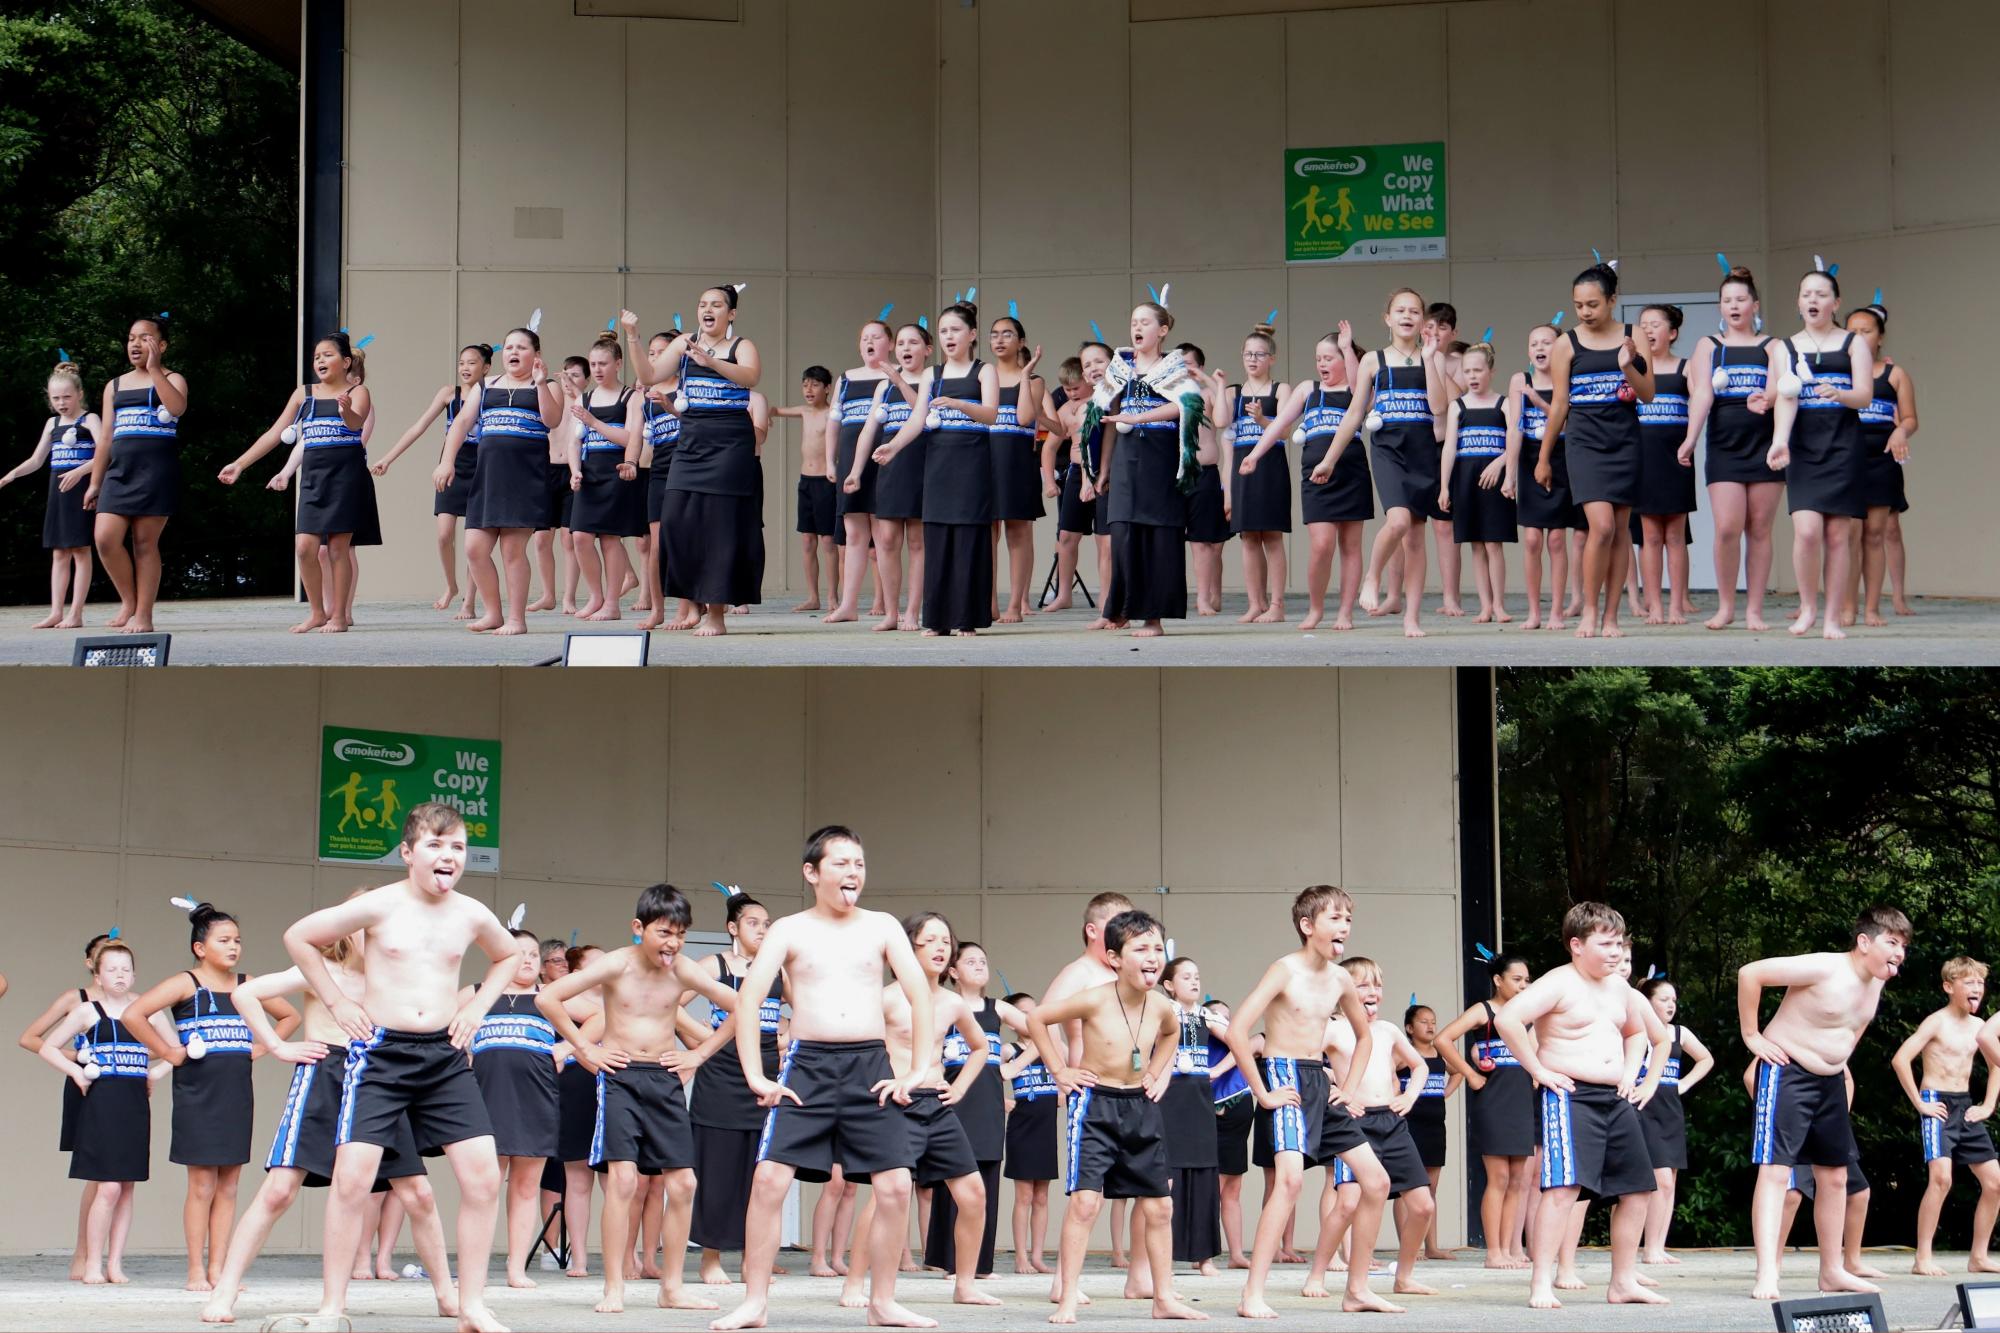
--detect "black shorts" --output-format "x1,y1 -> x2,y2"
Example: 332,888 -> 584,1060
1183,464 -> 1230,544
590,1062 -> 694,1172
1065,1085 -> 1169,1199
900,1089 -> 980,1186
755,1040 -> 913,1184
270,1056 -> 423,1189
1539,1082 -> 1657,1200
1329,1107 -> 1429,1198
1259,1056 -> 1366,1167
1751,1062 -> 1856,1169
338,1028 -> 493,1156
796,474 -> 838,537
1216,1094 -> 1255,1176
1922,1090 -> 1999,1167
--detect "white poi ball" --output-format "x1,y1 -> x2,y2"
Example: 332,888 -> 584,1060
280,425 -> 299,445
1364,411 -> 1385,433
1711,368 -> 1730,394
1776,374 -> 1802,400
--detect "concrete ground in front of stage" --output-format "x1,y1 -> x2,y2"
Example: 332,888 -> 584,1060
1,593 -> 1996,667
0,1249 -> 1977,1331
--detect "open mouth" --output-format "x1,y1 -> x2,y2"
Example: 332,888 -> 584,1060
838,884 -> 860,907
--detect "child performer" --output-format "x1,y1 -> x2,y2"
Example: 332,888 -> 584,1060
0,359 -> 100,628
86,315 -> 186,634
463,926 -> 563,1289
1207,1000 -> 1256,1270
1224,324 -> 1290,623
1401,1003 -> 1461,1260
1436,342 -> 1516,624
927,941 -> 1027,1279
1436,953 -> 1536,1268
1001,993 -> 1059,1275
1161,956 -> 1223,1276
16,932 -> 112,1281
1635,975 -> 1714,1265
371,342 -> 492,617
1633,305 -> 1696,624
1891,956 -> 2000,1276
774,366 -> 838,613
1506,324 -> 1573,631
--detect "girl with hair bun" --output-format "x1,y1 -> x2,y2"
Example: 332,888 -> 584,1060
0,360 -> 102,627
1633,304 -> 1696,624
1436,342 -> 1517,624
1538,261 -> 1654,638
1678,265 -> 1793,631
987,314 -> 1046,624
1842,304 -> 1917,625
565,332 -> 644,620
220,332 -> 380,633
636,284 -> 764,636
15,933 -> 115,1280
1226,324 -> 1292,623
86,315 -> 188,634
373,342 -> 494,620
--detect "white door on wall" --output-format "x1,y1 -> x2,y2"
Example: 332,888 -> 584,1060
1620,294 -> 1724,591
684,930 -> 801,1248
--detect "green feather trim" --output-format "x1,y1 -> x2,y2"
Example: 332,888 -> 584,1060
1175,392 -> 1205,494
1080,401 -> 1106,476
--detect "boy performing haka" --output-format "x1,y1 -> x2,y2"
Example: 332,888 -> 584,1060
1740,905 -> 1910,1301
1890,955 -> 2000,1276
1029,909 -> 1205,1325
710,826 -> 935,1332
1493,902 -> 1669,1310
284,803 -> 520,1333
537,883 -> 740,1313
1224,885 -> 1394,1318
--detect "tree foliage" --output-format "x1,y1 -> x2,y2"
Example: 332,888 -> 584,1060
1499,668 -> 2000,1248
0,0 -> 296,602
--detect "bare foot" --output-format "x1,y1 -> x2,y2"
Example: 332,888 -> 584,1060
107,605 -> 133,628
1555,1272 -> 1587,1291
1237,606 -> 1265,624
83,1272 -> 107,1286
1084,617 -> 1111,631
1474,609 -> 1494,624
692,619 -> 727,637
1746,612 -> 1770,631
1822,621 -> 1846,641
527,595 -> 558,613
186,1275 -> 215,1293
467,613 -> 503,632
1301,1277 -> 1332,1298
1575,614 -> 1598,639
107,1267 -> 130,1285
1607,1279 -> 1668,1305
1849,1260 -> 1887,1279
433,591 -> 456,611
1299,610 -> 1323,630
1864,610 -> 1886,627
1529,1285 -> 1563,1309
1424,1248 -> 1459,1261
813,1262 -> 841,1278
492,618 -> 528,636
1750,1278 -> 1782,1301
1132,623 -> 1164,637
1546,614 -> 1566,632
709,1298 -> 768,1331
585,605 -> 622,622
870,613 -> 897,631
1236,1297 -> 1279,1320
1277,1249 -> 1304,1265
1394,1277 -> 1438,1295
1049,1308 -> 1080,1326
291,612 -> 329,633
198,1296 -> 236,1323
1404,621 -> 1427,638
507,1273 -> 538,1289
1045,596 -> 1072,612
659,1286 -> 721,1310
1636,1272 -> 1659,1287
1254,605 -> 1285,624
867,1298 -> 938,1328
1441,602 -> 1467,618
1641,1252 -> 1680,1266
1644,609 -> 1664,626
1601,622 -> 1625,638
317,619 -> 350,633
898,615 -> 920,632
457,1304 -> 509,1333
31,612 -> 62,629
1123,1273 -> 1155,1300
954,1282 -> 1002,1306
1358,580 -> 1380,613
1522,613 -> 1543,631
1031,1257 -> 1053,1275
833,1258 -> 850,1276
596,1292 -> 626,1313
823,608 -> 858,624
1667,609 -> 1686,625
1970,1256 -> 2000,1274
1152,1293 -> 1207,1320
1196,1260 -> 1219,1278
1789,608 -> 1815,637
1894,599 -> 1916,616
997,610 -> 1023,624
1342,1289 -> 1406,1314
1228,1255 -> 1251,1270
638,1262 -> 663,1280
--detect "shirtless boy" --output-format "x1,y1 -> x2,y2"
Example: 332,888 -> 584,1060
773,367 -> 838,611
1225,885 -> 1393,1318
1890,955 -> 2000,1276
1740,904 -> 1909,1301
537,884 -> 740,1314
710,825 -> 934,1332
1493,902 -> 1668,1310
283,803 -> 519,1333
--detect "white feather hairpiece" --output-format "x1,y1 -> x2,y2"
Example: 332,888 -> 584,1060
169,896 -> 200,914
527,308 -> 544,334
507,903 -> 527,931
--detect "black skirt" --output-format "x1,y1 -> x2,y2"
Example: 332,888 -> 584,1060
1057,467 -> 1105,536
297,445 -> 380,539
1300,440 -> 1373,524
1565,406 -> 1641,508
1231,449 -> 1293,533
434,445 -> 477,518
873,437 -> 926,521
1406,1104 -> 1448,1170
1859,431 -> 1908,512
1170,1166 -> 1222,1264
835,425 -> 878,518
1161,1075 -> 1219,1170
1004,1095 -> 1059,1181
661,490 -> 764,606
1370,423 -> 1443,520
1468,1067 -> 1535,1158
44,470 -> 93,548
1183,464 -> 1230,544
1516,442 -> 1580,530
1636,426 -> 1698,516
98,437 -> 179,518
690,1123 -> 758,1251
469,435 -> 550,531
1787,408 -> 1866,519
170,1054 -> 253,1167
71,1078 -> 151,1183
473,1048 -> 561,1160
1448,456 -> 1517,544
1639,1088 -> 1687,1171
950,1065 -> 1006,1163
1215,1095 -> 1254,1176
556,1061 -> 597,1163
570,453 -> 646,538
1705,402 -> 1779,487
1105,521 -> 1186,622
647,459 -> 671,526
60,1075 -> 83,1152
921,522 -> 993,633
991,435 -> 1045,522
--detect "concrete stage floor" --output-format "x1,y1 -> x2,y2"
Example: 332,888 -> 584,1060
1,594 -> 1995,668
0,1249 -> 1975,1331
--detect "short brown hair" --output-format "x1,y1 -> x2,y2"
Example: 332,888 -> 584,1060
93,942 -> 135,973
1562,901 -> 1626,948
1292,885 -> 1354,942
1855,905 -> 1913,945
402,801 -> 466,844
1340,955 -> 1382,985
1082,892 -> 1135,942
1942,956 -> 1988,986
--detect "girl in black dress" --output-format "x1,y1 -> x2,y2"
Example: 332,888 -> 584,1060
1099,302 -> 1192,637
824,318 -> 901,624
1160,958 -> 1223,1275
1635,978 -> 1714,1266
927,943 -> 1029,1278
1537,262 -> 1654,639
0,361 -> 101,628
1399,1004 -> 1461,1260
433,327 -> 563,636
853,323 -> 930,631
466,929 -> 563,1289
85,316 -> 187,634
565,334 -> 643,621
1843,305 -> 1918,625
372,343 -> 492,620
619,315 -> 695,631
220,332 -> 378,633
1506,324 -> 1574,631
872,302 -> 1000,635
15,933 -> 111,1280
1633,305 -> 1696,624
1771,267 -> 1874,640
1436,343 -> 1517,624
1435,954 -> 1534,1268
988,315 -> 1046,624
1000,993 -> 1059,1274
1678,265 -> 1792,631
1225,325 -> 1291,623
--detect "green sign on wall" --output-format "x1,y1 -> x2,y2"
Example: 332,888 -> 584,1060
319,726 -> 501,872
1284,142 -> 1447,264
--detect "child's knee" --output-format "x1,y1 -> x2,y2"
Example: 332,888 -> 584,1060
605,1163 -> 639,1198
870,1171 -> 911,1208
187,1171 -> 218,1202
458,1158 -> 502,1206
1928,1159 -> 1956,1190
1356,1161 -> 1390,1199
396,1178 -> 438,1218
959,1175 -> 987,1211
664,1168 -> 697,1205
1140,1195 -> 1172,1224
1067,1193 -> 1102,1226
1405,1188 -> 1436,1222
1270,1164 -> 1304,1200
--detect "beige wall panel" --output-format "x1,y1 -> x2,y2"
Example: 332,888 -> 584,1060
124,671 -> 320,860
1283,260 -> 1449,363
1284,7 -> 1445,147
1129,18 -> 1283,273
1765,0 -> 1890,248
623,6 -> 787,273
976,0 -> 1130,276
1446,0 -> 1611,263
500,670 -> 671,885
458,1 -> 626,269
343,268 -> 459,602
0,670 -> 126,846
980,672 -> 1163,892
319,667 -> 503,738
1612,0 -> 1763,255
346,0 -> 458,269
1132,267 -> 1286,368
666,670 -> 808,894
785,0 -> 935,275
1338,670 -> 1456,891
804,670 -> 983,893
1888,0 -> 2000,230
936,0 -> 981,276
1160,668 -> 1342,891
973,273 -> 1132,354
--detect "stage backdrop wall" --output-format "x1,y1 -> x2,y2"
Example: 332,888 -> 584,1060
335,0 -> 1998,604
0,666 -> 1468,1257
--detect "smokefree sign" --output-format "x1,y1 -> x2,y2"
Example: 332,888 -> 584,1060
1285,142 -> 1447,264
319,725 -> 503,871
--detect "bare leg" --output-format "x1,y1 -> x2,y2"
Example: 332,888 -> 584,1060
1820,515 -> 1855,640
503,1157 -> 543,1287
80,1180 -> 123,1286
1970,1162 -> 2000,1270
436,1135 -> 507,1332
1605,1193 -> 1667,1303
199,1169 -> 301,1319
1398,515 -> 1427,638
182,1166 -> 220,1291
1434,520 -> 1463,615
655,1168 -> 715,1309
1050,1189 -> 1101,1323
1236,1155 -> 1302,1318
1047,530 -> 1081,611
1528,1182 -> 1576,1308
562,1161 -> 595,1277
1887,511 -> 1913,612
392,1177 -> 460,1315
1253,533 -> 1287,622
1641,1166 -> 1679,1264
1744,482 -> 1782,630
1750,1162 -> 1790,1300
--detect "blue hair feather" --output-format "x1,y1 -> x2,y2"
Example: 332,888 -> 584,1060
107,926 -> 120,941
878,303 -> 894,321
918,315 -> 928,331
354,334 -> 375,350
1474,941 -> 1496,962
1266,309 -> 1280,326
1716,251 -> 1732,276
1480,327 -> 1493,344
1008,299 -> 1019,320
57,347 -> 70,363
1089,320 -> 1105,344
1873,287 -> 1883,307
965,286 -> 977,301
710,881 -> 741,899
